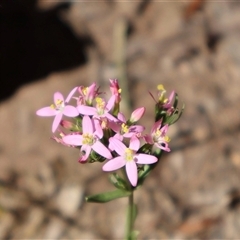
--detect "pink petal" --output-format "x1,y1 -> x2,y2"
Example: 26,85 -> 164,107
63,105 -> 79,117
77,105 -> 96,115
54,92 -> 64,104
129,136 -> 140,151
105,112 -> 118,122
143,134 -> 154,144
65,87 -> 78,103
102,156 -> 125,171
129,125 -> 145,133
52,113 -> 63,132
161,125 -> 169,135
106,95 -> 115,112
168,91 -> 175,103
151,119 -> 162,134
117,112 -> 126,122
93,119 -> 103,139
92,141 -> 112,159
62,135 -> 83,146
155,143 -> 171,152
81,144 -> 91,159
82,116 -> 94,134
108,121 -> 120,133
108,134 -> 123,151
136,154 -> 158,164
109,138 -> 126,156
86,82 -> 97,101
126,161 -> 138,187
36,107 -> 57,116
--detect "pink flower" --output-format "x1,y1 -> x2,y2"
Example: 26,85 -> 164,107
102,137 -> 158,187
144,120 -> 171,152
77,82 -> 99,105
36,88 -> 79,132
52,130 -> 79,147
77,95 -> 117,121
62,116 -> 112,162
157,84 -> 175,109
109,79 -> 121,104
109,112 -> 145,139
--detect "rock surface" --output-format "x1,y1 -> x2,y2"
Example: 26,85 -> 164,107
1,1 -> 240,239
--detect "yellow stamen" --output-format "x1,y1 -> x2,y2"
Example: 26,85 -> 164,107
95,97 -> 105,109
121,123 -> 129,133
163,98 -> 168,103
56,99 -> 63,105
125,148 -> 134,161
83,87 -> 88,96
157,84 -> 165,91
155,129 -> 161,137
164,136 -> 171,142
82,133 -> 94,145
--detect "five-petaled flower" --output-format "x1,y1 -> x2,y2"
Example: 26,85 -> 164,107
77,95 -> 117,122
102,136 -> 158,187
62,116 -> 112,162
109,111 -> 145,140
36,80 -> 180,188
36,88 -> 79,132
144,119 -> 171,152
77,82 -> 99,106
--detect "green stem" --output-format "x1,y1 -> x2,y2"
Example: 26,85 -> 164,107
125,191 -> 134,240
121,168 -> 136,240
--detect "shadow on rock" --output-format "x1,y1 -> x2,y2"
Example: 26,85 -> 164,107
0,0 -> 92,101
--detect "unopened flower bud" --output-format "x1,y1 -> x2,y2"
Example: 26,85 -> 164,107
60,120 -> 75,130
109,79 -> 121,104
129,107 -> 145,123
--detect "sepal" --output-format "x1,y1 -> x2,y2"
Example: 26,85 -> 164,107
85,189 -> 131,203
109,173 -> 129,190
89,150 -> 106,163
165,103 -> 185,125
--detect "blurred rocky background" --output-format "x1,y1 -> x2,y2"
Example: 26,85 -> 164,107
1,0 -> 240,239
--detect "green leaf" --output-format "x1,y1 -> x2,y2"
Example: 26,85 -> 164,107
85,189 -> 131,203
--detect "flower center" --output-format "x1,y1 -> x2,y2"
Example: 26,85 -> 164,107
95,97 -> 106,115
82,133 -> 95,145
154,129 -> 162,138
82,87 -> 88,96
153,129 -> 170,143
124,148 -> 134,162
121,123 -> 129,134
50,99 -> 64,111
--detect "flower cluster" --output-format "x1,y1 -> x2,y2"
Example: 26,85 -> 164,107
36,79 -> 183,187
